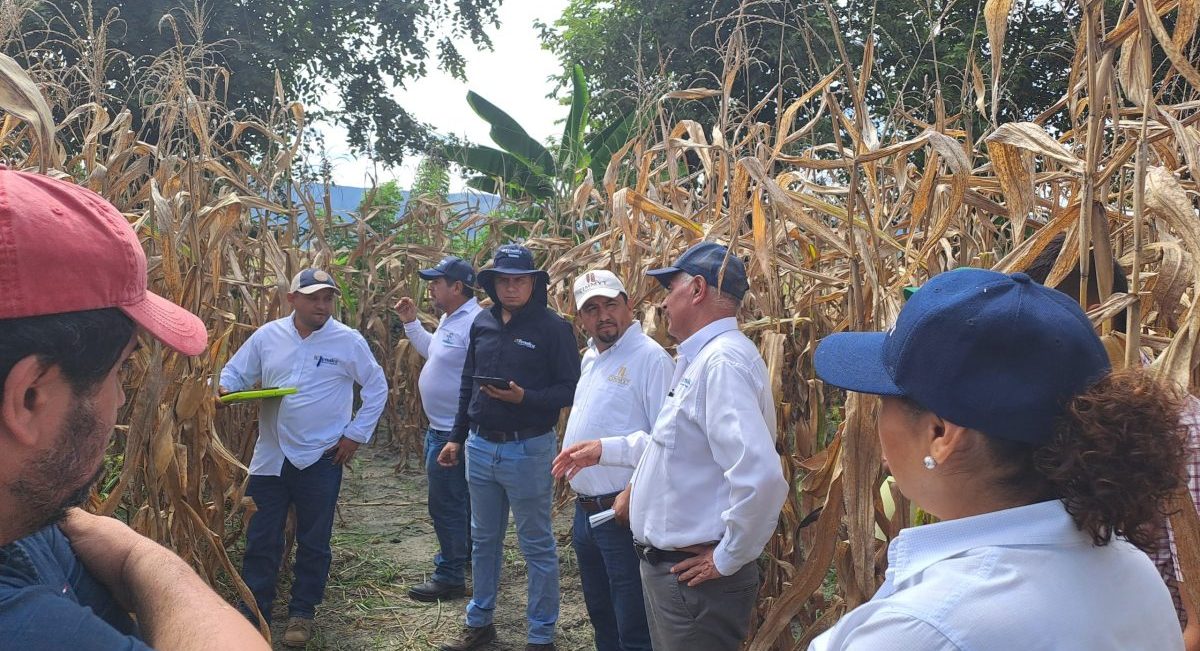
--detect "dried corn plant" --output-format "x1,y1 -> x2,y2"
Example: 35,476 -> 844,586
0,0 -> 1197,648
522,0 -> 1200,647
0,0 -> 482,632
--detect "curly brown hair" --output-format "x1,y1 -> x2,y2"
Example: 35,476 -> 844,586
1030,369 -> 1188,552
899,370 -> 1186,551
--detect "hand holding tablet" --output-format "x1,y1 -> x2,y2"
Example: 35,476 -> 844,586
472,375 -> 512,390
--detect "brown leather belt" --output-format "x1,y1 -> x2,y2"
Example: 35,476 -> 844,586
633,542 -> 696,565
575,492 -> 619,514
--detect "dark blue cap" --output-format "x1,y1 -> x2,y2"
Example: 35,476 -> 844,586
478,244 -> 546,281
814,268 -> 1111,445
289,268 -> 340,295
647,242 -> 749,300
419,256 -> 476,287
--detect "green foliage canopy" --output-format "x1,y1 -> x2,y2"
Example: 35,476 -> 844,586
34,0 -> 504,164
539,0 -> 1082,134
450,64 -> 636,203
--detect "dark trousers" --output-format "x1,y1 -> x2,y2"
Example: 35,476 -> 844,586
640,557 -> 759,651
572,502 -> 653,651
425,427 -> 471,586
240,455 -> 343,620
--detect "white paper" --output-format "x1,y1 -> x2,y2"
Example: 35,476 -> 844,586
588,508 -> 616,528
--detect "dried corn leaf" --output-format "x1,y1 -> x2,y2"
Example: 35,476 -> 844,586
984,0 -> 1015,123
0,52 -> 55,168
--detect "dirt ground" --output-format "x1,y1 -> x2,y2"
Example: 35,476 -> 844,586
260,444 -> 595,651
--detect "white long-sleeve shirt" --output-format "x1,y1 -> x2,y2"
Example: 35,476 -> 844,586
220,314 -> 388,475
403,298 -> 481,431
809,500 -> 1182,650
562,321 -> 674,497
603,317 -> 788,576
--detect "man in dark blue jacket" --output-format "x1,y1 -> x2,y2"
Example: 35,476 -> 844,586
437,244 -> 580,651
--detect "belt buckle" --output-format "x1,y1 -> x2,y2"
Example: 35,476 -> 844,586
635,543 -> 659,564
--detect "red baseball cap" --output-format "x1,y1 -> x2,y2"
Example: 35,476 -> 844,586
0,167 -> 207,355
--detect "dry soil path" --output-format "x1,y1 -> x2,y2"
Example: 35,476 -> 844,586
263,444 -> 595,650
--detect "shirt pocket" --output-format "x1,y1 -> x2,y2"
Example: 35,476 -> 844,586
649,389 -> 686,449
588,375 -> 634,433
438,328 -> 468,350
300,352 -> 350,386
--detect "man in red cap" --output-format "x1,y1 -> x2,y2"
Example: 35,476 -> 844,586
0,167 -> 266,649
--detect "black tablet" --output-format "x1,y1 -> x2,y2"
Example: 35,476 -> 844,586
472,375 -> 512,389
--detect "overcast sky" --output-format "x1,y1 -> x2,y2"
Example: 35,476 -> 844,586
319,1 -> 571,191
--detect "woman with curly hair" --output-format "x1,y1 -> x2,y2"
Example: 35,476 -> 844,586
809,268 -> 1186,650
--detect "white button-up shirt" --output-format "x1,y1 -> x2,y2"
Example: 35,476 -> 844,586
810,500 -> 1183,650
220,314 -> 389,475
603,317 -> 788,576
562,321 -> 673,497
404,298 -> 482,431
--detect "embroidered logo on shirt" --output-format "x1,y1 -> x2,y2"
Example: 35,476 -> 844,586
442,331 -> 457,345
607,365 -> 632,386
677,376 -> 693,390
314,355 -> 341,367
514,338 -> 537,350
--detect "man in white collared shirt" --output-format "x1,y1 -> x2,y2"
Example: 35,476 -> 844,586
219,268 -> 388,647
555,243 -> 789,651
560,270 -> 672,651
395,256 -> 482,603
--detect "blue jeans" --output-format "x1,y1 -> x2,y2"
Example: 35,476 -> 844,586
465,431 -> 559,643
241,455 -> 343,620
572,502 -> 653,651
425,427 -> 471,586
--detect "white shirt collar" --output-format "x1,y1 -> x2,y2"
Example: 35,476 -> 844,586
588,320 -> 643,356
888,500 -> 1085,586
678,316 -> 738,361
288,312 -> 334,339
446,297 -> 480,320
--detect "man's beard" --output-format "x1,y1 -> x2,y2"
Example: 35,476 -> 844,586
8,398 -> 108,537
595,322 -> 619,345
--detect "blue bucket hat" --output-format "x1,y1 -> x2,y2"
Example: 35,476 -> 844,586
419,256 -> 476,288
814,268 -> 1111,444
647,241 -> 749,300
477,244 -> 549,285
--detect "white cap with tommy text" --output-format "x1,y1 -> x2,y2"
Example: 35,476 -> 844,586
573,269 -> 627,309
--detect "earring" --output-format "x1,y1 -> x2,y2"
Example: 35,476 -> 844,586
923,455 -> 937,470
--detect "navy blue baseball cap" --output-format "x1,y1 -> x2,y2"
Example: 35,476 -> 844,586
647,241 -> 749,300
419,256 -> 476,287
814,268 -> 1111,445
289,268 -> 340,295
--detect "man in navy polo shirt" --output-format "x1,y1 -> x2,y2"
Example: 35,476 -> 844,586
438,244 -> 580,651
396,256 -> 482,602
